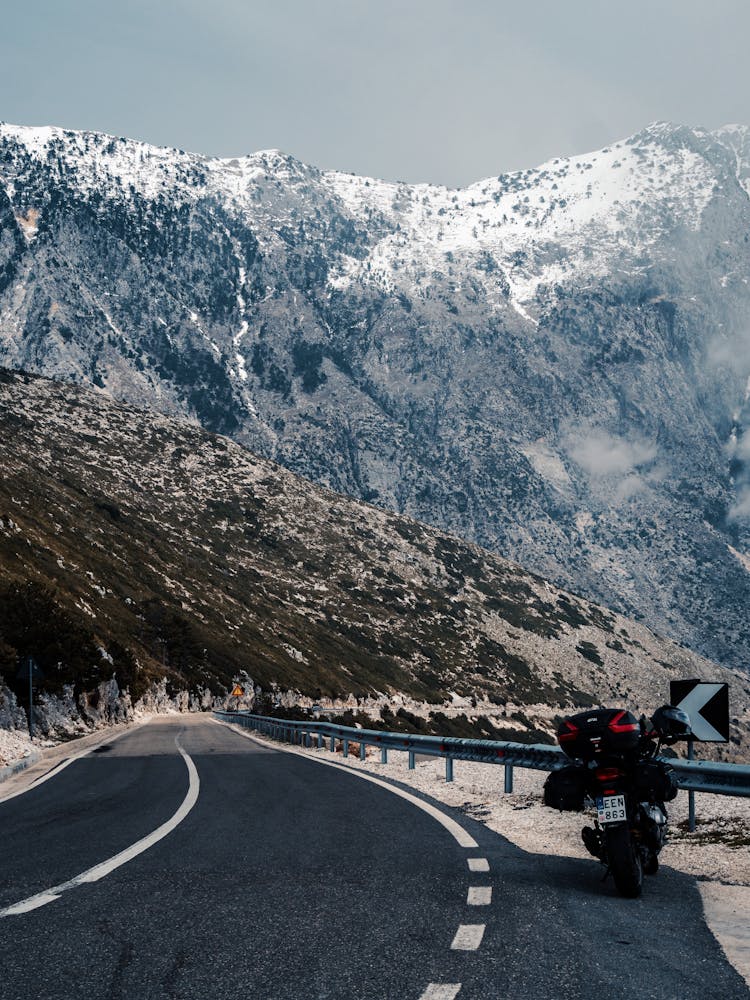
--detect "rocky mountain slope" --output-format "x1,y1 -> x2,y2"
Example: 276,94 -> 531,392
1,122 -> 749,670
1,370 -> 748,747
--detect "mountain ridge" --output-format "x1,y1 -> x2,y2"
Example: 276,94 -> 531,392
1,120 -> 750,672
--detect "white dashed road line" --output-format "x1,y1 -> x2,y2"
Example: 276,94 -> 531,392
451,924 -> 486,951
0,733 -> 199,918
419,985 -> 462,1000
216,720 -> 492,998
467,886 -> 492,906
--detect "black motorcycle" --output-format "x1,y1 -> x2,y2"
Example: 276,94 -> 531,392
543,704 -> 691,898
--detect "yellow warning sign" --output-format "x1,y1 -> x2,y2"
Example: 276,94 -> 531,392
231,684 -> 245,698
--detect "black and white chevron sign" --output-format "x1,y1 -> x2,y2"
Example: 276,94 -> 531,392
670,679 -> 729,743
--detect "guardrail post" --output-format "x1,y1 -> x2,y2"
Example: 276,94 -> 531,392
408,751 -> 415,770
330,735 -> 336,752
343,739 -> 349,757
317,733 -> 324,749
381,747 -> 388,764
504,764 -> 514,794
446,757 -> 454,782
359,742 -> 367,761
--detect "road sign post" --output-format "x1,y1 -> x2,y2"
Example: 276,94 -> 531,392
16,656 -> 43,739
230,683 -> 245,711
687,738 -> 696,832
670,680 -> 730,832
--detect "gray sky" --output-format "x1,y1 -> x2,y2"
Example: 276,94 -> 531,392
2,0 -> 748,187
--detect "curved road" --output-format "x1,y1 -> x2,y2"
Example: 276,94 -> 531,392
0,716 -> 746,1000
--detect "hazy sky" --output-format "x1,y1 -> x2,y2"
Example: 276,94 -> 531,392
2,0 -> 748,187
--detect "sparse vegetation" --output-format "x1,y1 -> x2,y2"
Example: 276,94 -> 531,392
0,371 -> 745,746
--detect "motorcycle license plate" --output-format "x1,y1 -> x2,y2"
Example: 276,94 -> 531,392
596,794 -> 627,824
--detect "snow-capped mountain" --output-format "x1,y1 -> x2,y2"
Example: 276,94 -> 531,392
1,121 -> 750,672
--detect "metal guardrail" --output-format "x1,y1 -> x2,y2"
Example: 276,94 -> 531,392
214,711 -> 750,798
670,756 -> 750,797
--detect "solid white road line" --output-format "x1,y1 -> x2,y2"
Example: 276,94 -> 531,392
0,718 -> 150,805
419,985 -> 462,1000
0,733 -> 199,918
467,858 -> 489,873
467,886 -> 492,906
451,924 -> 486,951
215,719 -> 479,849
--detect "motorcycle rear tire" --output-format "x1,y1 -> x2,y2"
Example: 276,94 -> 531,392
605,825 -> 643,898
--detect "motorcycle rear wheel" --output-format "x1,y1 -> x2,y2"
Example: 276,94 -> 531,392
605,825 -> 643,898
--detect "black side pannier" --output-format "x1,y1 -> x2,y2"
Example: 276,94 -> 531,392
634,760 -> 678,802
557,708 -> 641,761
543,764 -> 587,811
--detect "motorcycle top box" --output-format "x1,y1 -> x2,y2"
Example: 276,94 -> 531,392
557,708 -> 640,761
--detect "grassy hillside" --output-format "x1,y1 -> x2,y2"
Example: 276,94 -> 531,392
1,370 -> 747,743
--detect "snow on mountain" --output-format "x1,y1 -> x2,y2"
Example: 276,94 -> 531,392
1,120 -> 750,676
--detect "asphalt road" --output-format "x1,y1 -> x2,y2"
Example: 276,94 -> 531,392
0,716 -> 746,1000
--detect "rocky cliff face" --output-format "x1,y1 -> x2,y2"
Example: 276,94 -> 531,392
1,122 -> 749,670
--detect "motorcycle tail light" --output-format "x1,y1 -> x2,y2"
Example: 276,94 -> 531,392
608,710 -> 639,735
596,767 -> 622,782
558,720 -> 579,744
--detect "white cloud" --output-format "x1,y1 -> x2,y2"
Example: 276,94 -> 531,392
706,331 -> 750,372
567,430 -> 657,479
729,487 -> 750,521
727,430 -> 750,463
613,473 -> 648,502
